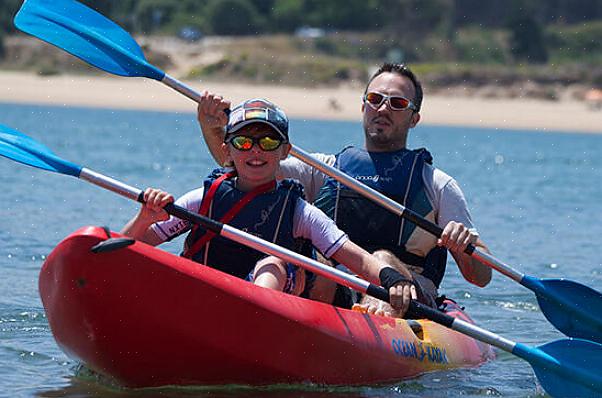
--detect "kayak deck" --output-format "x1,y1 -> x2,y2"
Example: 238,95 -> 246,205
40,226 -> 494,388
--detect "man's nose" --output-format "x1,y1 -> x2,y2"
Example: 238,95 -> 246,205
376,99 -> 390,113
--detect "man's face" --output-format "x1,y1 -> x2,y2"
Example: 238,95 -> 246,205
362,72 -> 420,152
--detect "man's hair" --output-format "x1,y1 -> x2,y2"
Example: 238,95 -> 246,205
364,63 -> 423,112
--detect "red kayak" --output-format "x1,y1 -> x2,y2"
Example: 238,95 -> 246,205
40,226 -> 494,388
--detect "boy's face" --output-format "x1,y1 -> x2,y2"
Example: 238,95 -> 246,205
223,123 -> 290,188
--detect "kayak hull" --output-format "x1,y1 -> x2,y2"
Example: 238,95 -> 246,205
40,226 -> 494,388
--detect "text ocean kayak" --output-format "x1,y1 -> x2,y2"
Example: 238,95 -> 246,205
40,226 -> 494,388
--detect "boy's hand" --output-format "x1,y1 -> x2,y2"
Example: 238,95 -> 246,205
140,188 -> 174,224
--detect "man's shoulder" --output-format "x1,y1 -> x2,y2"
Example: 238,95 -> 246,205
422,162 -> 454,190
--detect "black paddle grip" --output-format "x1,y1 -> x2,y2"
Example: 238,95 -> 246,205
403,207 -> 476,256
163,203 -> 224,234
407,301 -> 455,328
366,283 -> 390,302
135,191 -> 224,234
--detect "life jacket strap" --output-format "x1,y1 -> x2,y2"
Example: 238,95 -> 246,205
182,172 -> 276,259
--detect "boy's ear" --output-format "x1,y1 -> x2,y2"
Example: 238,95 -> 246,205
221,143 -> 232,166
280,143 -> 292,160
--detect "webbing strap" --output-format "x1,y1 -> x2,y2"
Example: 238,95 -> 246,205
183,173 -> 276,259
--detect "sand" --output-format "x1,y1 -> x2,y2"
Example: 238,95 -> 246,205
1,71 -> 601,133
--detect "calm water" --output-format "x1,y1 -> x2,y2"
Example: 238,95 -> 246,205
1,102 -> 601,398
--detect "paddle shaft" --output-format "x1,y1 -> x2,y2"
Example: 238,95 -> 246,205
159,74 -> 526,283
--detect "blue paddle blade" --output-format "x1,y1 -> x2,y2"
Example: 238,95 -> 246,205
14,0 -> 165,80
522,276 -> 602,344
525,339 -> 602,398
0,124 -> 82,177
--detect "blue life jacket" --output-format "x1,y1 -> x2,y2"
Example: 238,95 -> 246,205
314,146 -> 447,287
183,169 -> 309,280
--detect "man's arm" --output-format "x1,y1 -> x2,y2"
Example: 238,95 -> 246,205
448,235 -> 492,287
196,92 -> 230,166
434,174 -> 492,287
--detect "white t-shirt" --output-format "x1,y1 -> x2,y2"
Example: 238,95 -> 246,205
151,186 -> 349,258
280,152 -> 477,232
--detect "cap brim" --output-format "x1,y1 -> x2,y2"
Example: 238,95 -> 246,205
226,120 -> 288,141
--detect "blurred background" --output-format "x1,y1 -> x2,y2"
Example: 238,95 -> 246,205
1,0 -> 601,104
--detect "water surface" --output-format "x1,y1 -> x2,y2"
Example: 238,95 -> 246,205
1,102 -> 601,397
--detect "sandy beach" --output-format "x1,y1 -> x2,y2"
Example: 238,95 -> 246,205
1,71 -> 601,133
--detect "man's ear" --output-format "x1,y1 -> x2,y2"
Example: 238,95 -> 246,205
410,112 -> 421,128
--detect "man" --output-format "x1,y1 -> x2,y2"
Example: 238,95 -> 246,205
197,63 -> 491,317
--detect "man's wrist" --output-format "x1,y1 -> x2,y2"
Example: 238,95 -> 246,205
379,267 -> 412,290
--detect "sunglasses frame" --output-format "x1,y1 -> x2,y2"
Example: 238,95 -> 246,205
226,134 -> 285,152
363,91 -> 418,112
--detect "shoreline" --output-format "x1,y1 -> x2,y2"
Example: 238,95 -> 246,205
1,71 -> 601,134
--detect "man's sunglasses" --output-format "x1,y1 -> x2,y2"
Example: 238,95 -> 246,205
227,135 -> 284,152
363,92 -> 417,112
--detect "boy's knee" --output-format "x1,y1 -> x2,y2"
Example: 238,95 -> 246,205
255,256 -> 287,273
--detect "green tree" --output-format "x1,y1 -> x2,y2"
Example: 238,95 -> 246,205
0,29 -> 5,60
206,0 -> 263,35
506,1 -> 548,63
133,0 -> 180,33
0,0 -> 22,34
271,0 -> 305,32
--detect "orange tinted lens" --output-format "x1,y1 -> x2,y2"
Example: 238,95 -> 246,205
230,136 -> 253,151
389,96 -> 410,110
365,92 -> 384,106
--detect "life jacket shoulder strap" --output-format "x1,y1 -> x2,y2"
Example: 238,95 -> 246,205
182,172 -> 276,259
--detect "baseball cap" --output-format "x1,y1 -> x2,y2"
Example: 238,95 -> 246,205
225,98 -> 289,142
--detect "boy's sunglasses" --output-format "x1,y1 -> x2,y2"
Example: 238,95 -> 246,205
363,92 -> 417,112
227,135 -> 284,152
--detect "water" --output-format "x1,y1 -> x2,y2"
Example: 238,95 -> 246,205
1,102 -> 601,397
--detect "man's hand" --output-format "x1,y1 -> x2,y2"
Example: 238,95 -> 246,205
354,281 -> 416,318
196,91 -> 230,131
440,221 -> 492,287
388,281 -> 417,317
438,220 -> 478,254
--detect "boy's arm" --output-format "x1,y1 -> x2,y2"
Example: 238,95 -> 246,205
121,212 -> 163,246
330,240 -> 412,285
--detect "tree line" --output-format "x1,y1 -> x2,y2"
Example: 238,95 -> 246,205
2,0 -> 601,35
1,0 -> 602,64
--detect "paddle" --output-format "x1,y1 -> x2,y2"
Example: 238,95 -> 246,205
2,123 -> 602,398
14,0 -> 602,345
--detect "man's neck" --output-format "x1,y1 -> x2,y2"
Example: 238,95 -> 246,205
364,142 -> 407,153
